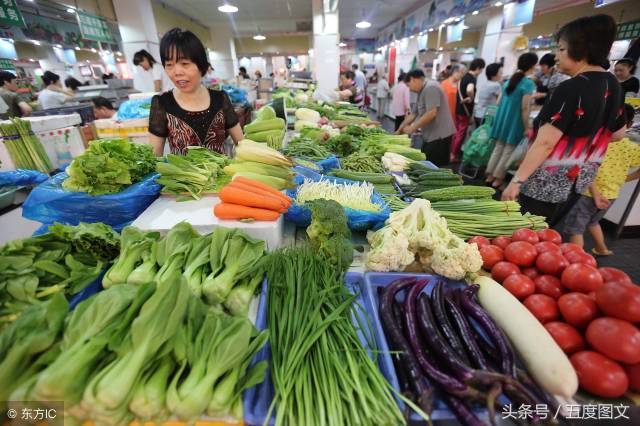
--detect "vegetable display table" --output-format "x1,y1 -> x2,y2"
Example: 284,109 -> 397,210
132,194 -> 284,250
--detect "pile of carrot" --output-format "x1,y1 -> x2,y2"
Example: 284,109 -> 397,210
214,175 -> 292,221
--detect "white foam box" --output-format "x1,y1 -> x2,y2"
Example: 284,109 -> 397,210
23,114 -> 82,132
131,195 -> 284,250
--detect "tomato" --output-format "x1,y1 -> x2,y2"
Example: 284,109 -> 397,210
598,267 -> 632,284
524,294 -> 559,323
560,242 -> 583,254
570,351 -> 628,398
491,236 -> 512,250
534,275 -> 564,299
587,291 -> 596,301
491,261 -> 521,283
534,241 -> 563,255
596,281 -> 640,323
558,293 -> 599,328
504,241 -> 537,267
522,267 -> 539,280
479,245 -> 504,270
565,250 -> 597,268
512,228 -> 540,244
561,263 -> 604,293
624,363 -> 640,392
468,236 -> 491,249
586,317 -> 640,364
535,251 -> 569,276
503,274 -> 535,300
544,321 -> 585,354
537,228 -> 562,245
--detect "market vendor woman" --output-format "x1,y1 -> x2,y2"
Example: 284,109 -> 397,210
149,28 -> 243,156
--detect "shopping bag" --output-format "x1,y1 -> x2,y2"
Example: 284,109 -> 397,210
462,123 -> 495,168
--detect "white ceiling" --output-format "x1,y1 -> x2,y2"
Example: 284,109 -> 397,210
338,0 -> 420,39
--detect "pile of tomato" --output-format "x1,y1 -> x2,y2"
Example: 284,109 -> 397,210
469,228 -> 640,398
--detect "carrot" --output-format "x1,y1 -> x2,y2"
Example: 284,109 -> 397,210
228,181 -> 291,209
233,175 -> 292,206
219,185 -> 286,212
214,202 -> 280,221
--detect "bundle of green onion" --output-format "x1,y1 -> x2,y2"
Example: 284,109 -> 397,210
0,119 -> 52,173
265,246 -> 405,426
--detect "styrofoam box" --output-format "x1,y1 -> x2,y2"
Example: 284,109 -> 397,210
22,114 -> 82,132
131,195 -> 284,251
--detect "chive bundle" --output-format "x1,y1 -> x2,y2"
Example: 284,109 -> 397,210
265,246 -> 405,426
0,118 -> 52,173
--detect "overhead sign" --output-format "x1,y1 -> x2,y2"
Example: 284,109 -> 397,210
0,58 -> 15,71
0,0 -> 25,27
616,19 -> 640,41
76,10 -> 115,43
503,0 -> 536,28
447,20 -> 465,43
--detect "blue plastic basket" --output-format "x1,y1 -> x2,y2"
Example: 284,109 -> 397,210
243,272 -> 384,426
362,272 -> 502,423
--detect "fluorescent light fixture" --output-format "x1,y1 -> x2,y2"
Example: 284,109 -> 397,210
218,4 -> 238,13
116,51 -> 122,56
55,44 -> 62,48
410,35 -> 415,39
32,40 -> 41,45
338,42 -> 347,47
537,35 -> 543,39
495,1 -> 503,6
438,47 -> 443,50
29,58 -> 35,62
74,46 -> 80,50
66,7 -> 75,13
428,28 -> 434,32
253,34 -> 266,40
356,20 -> 371,29
472,10 -> 479,15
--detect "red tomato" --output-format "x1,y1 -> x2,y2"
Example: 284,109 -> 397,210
624,363 -> 640,392
504,241 -> 537,267
512,228 -> 540,244
598,267 -> 632,284
596,281 -> 640,323
586,317 -> 640,364
479,245 -> 504,270
565,250 -> 597,268
561,264 -> 604,293
534,275 -> 564,299
535,251 -> 569,276
491,261 -> 521,283
560,242 -> 583,254
537,228 -> 562,245
587,291 -> 597,301
544,321 -> 585,354
491,236 -> 512,250
503,274 -> 535,300
570,351 -> 628,398
468,236 -> 491,249
534,241 -> 563,255
558,293 -> 599,328
522,267 -> 539,280
524,294 -> 559,323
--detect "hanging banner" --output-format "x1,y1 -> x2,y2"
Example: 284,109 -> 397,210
616,19 -> 640,40
446,20 -> 465,43
356,38 -> 376,54
77,10 -> 115,43
0,0 -> 25,28
0,58 -> 15,71
388,47 -> 397,89
503,0 -> 536,28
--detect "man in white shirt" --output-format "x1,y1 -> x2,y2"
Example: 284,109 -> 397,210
375,75 -> 390,120
352,64 -> 366,93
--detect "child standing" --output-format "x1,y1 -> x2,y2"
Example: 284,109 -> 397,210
561,104 -> 640,254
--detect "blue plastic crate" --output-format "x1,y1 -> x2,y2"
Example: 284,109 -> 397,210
362,272 -> 504,423
243,272 -> 384,426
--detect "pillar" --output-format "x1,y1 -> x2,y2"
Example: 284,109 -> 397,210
312,0 -> 339,96
209,24 -> 238,80
479,8 -> 503,63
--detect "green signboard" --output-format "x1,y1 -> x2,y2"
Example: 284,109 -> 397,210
0,58 -> 15,71
0,0 -> 25,27
616,19 -> 640,41
76,10 -> 114,43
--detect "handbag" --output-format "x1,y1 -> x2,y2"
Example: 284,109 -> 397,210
457,80 -> 471,117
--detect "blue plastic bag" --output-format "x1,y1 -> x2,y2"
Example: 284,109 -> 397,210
0,169 -> 49,187
285,175 -> 390,231
116,98 -> 152,120
220,84 -> 249,106
316,155 -> 340,173
23,172 -> 161,233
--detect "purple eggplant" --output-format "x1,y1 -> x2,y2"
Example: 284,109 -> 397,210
379,278 -> 434,417
431,281 -> 472,365
391,296 -> 416,397
443,394 -> 485,426
459,285 -> 517,378
445,293 -> 488,370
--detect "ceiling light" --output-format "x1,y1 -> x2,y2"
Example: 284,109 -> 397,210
66,7 -> 75,13
29,58 -> 35,62
356,20 -> 371,29
472,10 -> 479,15
495,1 -> 503,6
410,35 -> 415,39
338,42 -> 347,47
116,51 -> 122,56
54,44 -> 62,48
253,34 -> 266,41
428,28 -> 434,32
218,4 -> 238,13
91,48 -> 97,52
32,40 -> 40,45
74,46 -> 80,50
537,35 -> 543,39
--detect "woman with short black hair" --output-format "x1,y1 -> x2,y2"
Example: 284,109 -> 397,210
148,28 -> 242,156
502,14 -> 626,227
38,71 -> 73,109
133,49 -> 171,93
614,58 -> 639,97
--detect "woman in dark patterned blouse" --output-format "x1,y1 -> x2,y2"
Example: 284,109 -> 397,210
149,28 -> 243,156
501,14 -> 626,226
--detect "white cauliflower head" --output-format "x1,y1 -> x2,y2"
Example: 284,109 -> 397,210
430,237 -> 483,280
365,226 -> 416,272
387,199 -> 450,252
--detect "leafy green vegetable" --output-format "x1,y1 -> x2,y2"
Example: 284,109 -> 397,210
48,222 -> 120,263
156,148 -> 228,200
102,227 -> 160,288
63,138 -> 156,195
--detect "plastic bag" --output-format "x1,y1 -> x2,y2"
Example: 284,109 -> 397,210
462,124 -> 495,168
23,172 -> 161,232
116,98 -> 152,120
507,137 -> 530,171
220,84 -> 249,106
285,175 -> 390,231
0,169 -> 49,187
317,155 -> 340,173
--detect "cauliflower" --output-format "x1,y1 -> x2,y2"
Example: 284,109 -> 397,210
387,198 -> 449,252
365,227 -> 415,272
430,236 -> 483,280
